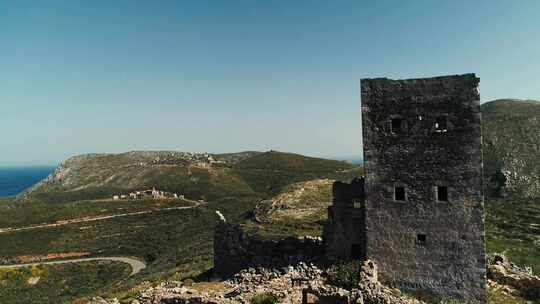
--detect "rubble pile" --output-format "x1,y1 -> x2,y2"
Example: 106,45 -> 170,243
90,261 -> 427,304
487,253 -> 540,300
111,262 -> 325,304
302,261 -> 424,304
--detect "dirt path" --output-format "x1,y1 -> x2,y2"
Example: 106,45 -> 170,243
0,256 -> 146,276
0,200 -> 206,235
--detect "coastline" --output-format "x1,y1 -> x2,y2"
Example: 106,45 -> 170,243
0,166 -> 55,198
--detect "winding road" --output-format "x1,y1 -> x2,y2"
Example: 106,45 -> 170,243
0,199 -> 206,277
0,256 -> 146,276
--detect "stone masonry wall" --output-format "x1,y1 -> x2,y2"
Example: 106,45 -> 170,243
324,178 -> 366,260
214,220 -> 325,278
361,74 -> 486,303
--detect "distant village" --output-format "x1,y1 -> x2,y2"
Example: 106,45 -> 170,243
112,187 -> 184,201
109,151 -> 239,202
142,152 -> 226,167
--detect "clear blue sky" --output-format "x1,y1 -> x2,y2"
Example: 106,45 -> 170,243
1,0 -> 539,166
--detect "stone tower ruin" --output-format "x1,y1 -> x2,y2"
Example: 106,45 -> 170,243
324,177 -> 366,260
211,73 -> 487,302
362,74 -> 486,303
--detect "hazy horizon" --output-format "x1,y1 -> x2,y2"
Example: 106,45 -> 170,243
0,150 -> 364,167
2,1 -> 540,165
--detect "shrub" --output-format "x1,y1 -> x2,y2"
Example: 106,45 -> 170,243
251,292 -> 278,304
439,299 -> 463,304
327,261 -> 361,290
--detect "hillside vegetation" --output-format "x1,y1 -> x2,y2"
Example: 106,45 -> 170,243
0,198 -> 194,228
21,151 -> 357,202
486,196 -> 540,274
1,151 -> 361,303
0,261 -> 130,304
0,195 -> 258,301
242,178 -> 335,239
482,99 -> 540,198
232,151 -> 358,195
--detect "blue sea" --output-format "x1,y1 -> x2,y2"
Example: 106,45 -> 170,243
0,166 -> 56,197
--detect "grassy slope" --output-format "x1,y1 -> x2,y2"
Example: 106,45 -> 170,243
0,196 -> 254,267
242,179 -> 335,240
485,196 -> 540,273
0,261 -> 130,304
232,151 -> 357,195
0,198 -> 195,228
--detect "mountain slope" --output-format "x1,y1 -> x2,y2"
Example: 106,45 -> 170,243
482,99 -> 540,198
21,151 -> 259,202
21,151 -> 358,202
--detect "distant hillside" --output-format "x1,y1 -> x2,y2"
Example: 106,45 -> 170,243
482,99 -> 540,198
232,151 -> 358,195
21,150 -> 359,202
21,151 -> 259,202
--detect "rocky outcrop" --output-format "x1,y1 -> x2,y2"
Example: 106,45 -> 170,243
303,260 -> 425,304
487,254 -> 540,300
116,263 -> 324,304
100,261 -> 425,304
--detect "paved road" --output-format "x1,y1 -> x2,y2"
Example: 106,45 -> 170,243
0,256 -> 146,276
0,200 -> 206,235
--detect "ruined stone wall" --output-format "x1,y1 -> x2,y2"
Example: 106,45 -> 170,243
323,178 -> 366,260
214,220 -> 325,278
361,74 -> 486,303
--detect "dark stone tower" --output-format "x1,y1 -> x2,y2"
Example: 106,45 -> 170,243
323,177 -> 366,260
361,74 -> 486,303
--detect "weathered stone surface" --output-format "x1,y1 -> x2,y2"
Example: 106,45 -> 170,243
487,254 -> 540,300
131,263 -> 326,304
214,220 -> 325,278
301,260 -> 425,304
115,262 -> 425,304
302,285 -> 353,304
324,178 -> 366,260
361,74 -> 486,303
213,220 -> 252,278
